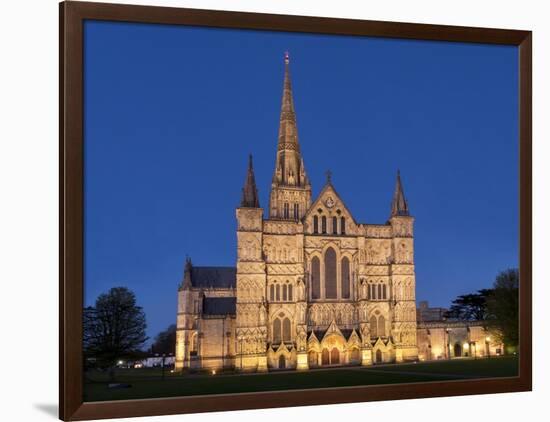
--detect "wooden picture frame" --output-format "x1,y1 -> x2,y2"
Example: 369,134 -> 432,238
60,1 -> 532,420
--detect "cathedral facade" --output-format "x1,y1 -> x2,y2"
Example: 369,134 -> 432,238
175,54 -> 495,372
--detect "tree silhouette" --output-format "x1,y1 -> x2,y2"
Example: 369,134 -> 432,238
486,268 -> 519,350
444,289 -> 493,321
151,324 -> 176,356
84,287 -> 148,379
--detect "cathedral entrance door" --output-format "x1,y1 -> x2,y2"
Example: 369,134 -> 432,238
330,348 -> 340,364
454,343 -> 462,357
375,349 -> 382,363
278,355 -> 286,369
321,348 -> 330,365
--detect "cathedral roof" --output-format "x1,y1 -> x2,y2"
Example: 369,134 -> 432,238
308,327 -> 358,342
189,266 -> 236,289
202,297 -> 236,316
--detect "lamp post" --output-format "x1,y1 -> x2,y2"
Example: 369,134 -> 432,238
445,329 -> 450,360
238,335 -> 243,370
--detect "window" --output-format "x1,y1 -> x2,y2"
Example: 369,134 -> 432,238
294,203 -> 299,220
282,284 -> 287,301
276,284 -> 281,301
332,216 -> 338,234
383,284 -> 387,300
311,257 -> 320,299
370,315 -> 378,338
270,284 -> 275,301
193,300 -> 200,314
313,216 -> 319,233
341,217 -> 346,234
378,284 -> 382,300
273,319 -> 281,343
371,284 -> 377,300
322,216 -> 327,234
325,247 -> 337,299
283,203 -> 289,219
288,284 -> 293,301
378,315 -> 386,337
341,257 -> 350,299
282,318 -> 291,342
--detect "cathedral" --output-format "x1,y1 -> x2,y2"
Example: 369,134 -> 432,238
175,53 -> 500,372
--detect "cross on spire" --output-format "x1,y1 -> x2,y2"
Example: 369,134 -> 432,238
325,169 -> 332,184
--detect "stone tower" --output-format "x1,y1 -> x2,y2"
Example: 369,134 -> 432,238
388,171 -> 418,362
235,155 -> 268,371
269,52 -> 312,220
175,257 -> 195,369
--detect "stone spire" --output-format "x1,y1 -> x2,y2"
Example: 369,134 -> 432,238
241,154 -> 260,208
181,256 -> 192,290
391,170 -> 409,217
272,51 -> 309,188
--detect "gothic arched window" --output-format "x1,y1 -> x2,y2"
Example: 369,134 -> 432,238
321,216 -> 327,234
273,319 -> 281,343
270,284 -> 274,301
370,315 -> 378,338
282,318 -> 291,342
378,284 -> 382,300
371,284 -> 377,300
276,284 -> 281,301
325,247 -> 337,299
313,216 -> 319,234
311,257 -> 321,299
282,284 -> 287,301
294,203 -> 299,220
283,203 -> 290,219
332,216 -> 338,234
378,315 -> 386,337
383,284 -> 387,299
288,284 -> 293,301
341,257 -> 350,299
341,217 -> 346,234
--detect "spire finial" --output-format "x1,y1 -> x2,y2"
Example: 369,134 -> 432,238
390,169 -> 409,217
241,154 -> 260,208
182,256 -> 192,289
284,51 -> 290,64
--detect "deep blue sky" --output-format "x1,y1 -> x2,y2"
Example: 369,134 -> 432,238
84,20 -> 518,344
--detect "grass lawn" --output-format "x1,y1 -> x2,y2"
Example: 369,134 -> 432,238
84,355 -> 518,402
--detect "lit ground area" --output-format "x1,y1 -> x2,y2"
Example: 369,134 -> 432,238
84,355 -> 518,402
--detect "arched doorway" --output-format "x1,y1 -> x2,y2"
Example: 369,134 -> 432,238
454,343 -> 462,357
321,348 -> 329,365
330,348 -> 340,364
375,349 -> 382,363
278,355 -> 286,369
349,348 -> 360,363
308,351 -> 318,367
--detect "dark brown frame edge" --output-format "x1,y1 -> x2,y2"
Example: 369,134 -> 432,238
60,1 -> 532,420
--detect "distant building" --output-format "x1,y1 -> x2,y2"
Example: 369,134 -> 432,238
416,302 -> 504,361
135,356 -> 175,368
417,301 -> 448,322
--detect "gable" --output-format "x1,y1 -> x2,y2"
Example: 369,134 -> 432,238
304,183 -> 358,235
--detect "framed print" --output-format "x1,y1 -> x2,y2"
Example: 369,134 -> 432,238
60,1 -> 532,420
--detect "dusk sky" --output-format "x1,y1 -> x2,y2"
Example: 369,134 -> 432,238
84,20 -> 518,345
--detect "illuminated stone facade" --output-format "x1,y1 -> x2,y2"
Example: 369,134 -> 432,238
175,54 -> 495,372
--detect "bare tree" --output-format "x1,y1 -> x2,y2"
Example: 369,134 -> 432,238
84,287 -> 148,380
